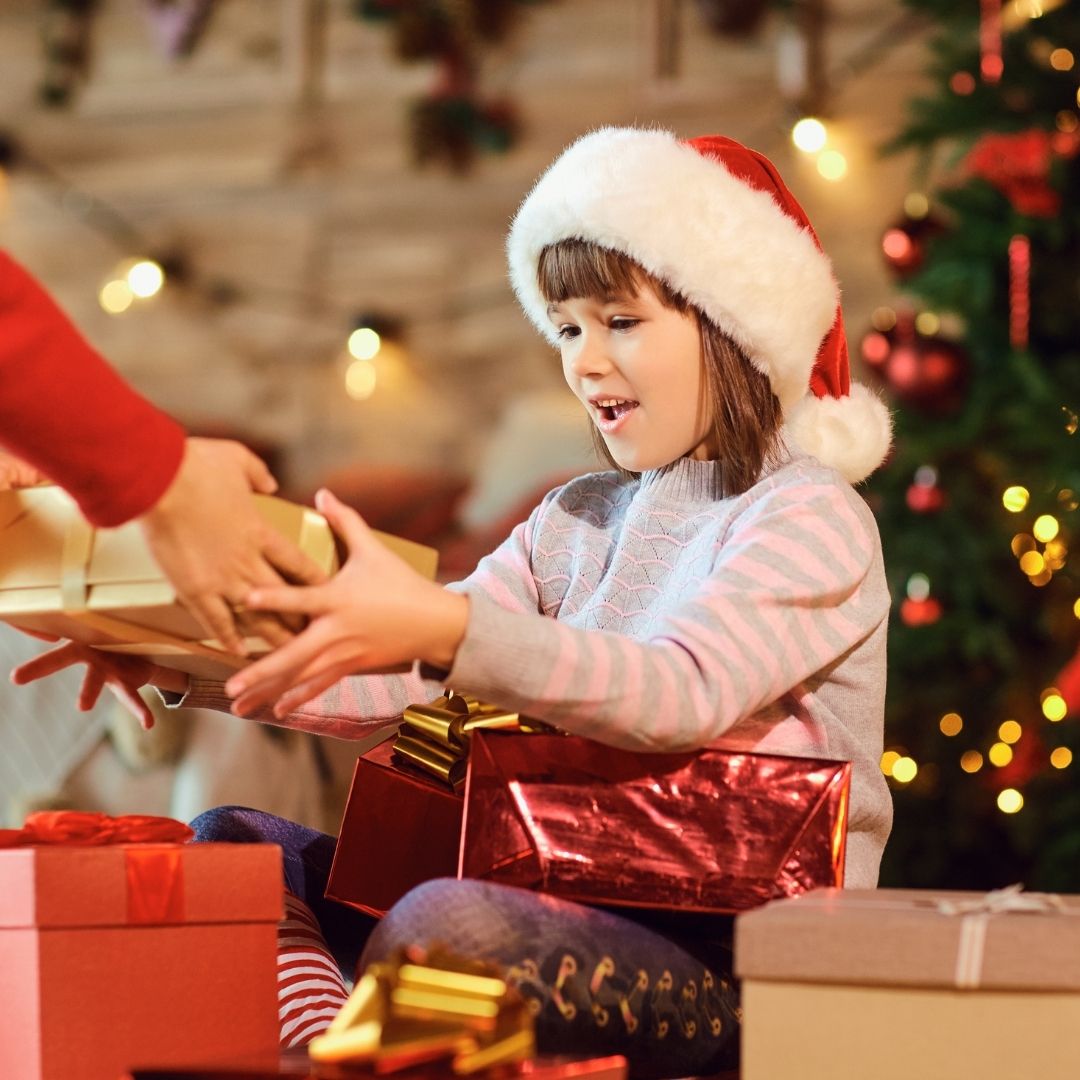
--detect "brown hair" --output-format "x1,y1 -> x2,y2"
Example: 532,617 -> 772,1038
536,239 -> 783,495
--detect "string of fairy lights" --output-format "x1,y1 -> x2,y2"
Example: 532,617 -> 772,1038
863,0 -> 1080,816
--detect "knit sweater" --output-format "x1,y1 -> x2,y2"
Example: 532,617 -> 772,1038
0,251 -> 185,526
183,449 -> 892,888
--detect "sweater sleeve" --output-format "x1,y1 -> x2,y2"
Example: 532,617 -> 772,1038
0,251 -> 185,526
445,479 -> 889,751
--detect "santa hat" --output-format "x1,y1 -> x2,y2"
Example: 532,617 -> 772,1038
506,127 -> 892,483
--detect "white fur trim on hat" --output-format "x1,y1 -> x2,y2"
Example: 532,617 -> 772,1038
507,126 -> 839,413
785,383 -> 893,484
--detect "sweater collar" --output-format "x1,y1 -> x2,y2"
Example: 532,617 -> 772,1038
637,456 -> 727,504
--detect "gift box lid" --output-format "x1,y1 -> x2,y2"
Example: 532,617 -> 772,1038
735,886 -> 1080,992
0,842 -> 283,929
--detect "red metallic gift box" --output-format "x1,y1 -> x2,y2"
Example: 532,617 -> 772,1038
0,820 -> 282,1080
325,740 -> 462,919
458,732 -> 852,914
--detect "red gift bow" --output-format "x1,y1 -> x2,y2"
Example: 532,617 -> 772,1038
0,810 -> 194,849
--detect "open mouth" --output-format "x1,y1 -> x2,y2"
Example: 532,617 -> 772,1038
593,397 -> 640,423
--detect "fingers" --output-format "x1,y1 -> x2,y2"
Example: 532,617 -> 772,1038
185,593 -> 245,656
260,529 -> 328,587
238,444 -> 279,496
243,582 -> 329,616
225,622 -> 334,705
16,627 -> 61,643
315,489 -> 373,553
111,683 -> 156,730
78,666 -> 106,711
10,643 -> 83,685
271,659 -> 362,718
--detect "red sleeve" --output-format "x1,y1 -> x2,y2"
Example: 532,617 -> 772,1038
0,250 -> 186,527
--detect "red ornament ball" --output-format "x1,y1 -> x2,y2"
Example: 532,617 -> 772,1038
860,318 -> 969,414
900,596 -> 943,627
906,482 -> 946,513
880,212 -> 947,279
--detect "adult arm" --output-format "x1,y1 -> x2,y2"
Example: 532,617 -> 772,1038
0,249 -> 185,526
0,251 -> 326,649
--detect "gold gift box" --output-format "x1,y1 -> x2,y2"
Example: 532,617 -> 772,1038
0,485 -> 437,682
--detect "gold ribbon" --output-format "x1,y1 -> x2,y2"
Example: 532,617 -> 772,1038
393,690 -> 548,792
309,947 -> 535,1074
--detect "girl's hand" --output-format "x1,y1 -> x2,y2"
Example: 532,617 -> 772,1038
224,489 -> 468,719
10,643 -> 180,730
0,448 -> 47,490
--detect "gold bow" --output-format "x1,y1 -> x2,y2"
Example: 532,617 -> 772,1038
393,690 -> 549,791
308,947 -> 535,1074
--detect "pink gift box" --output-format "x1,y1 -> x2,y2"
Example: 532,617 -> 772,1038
0,841 -> 283,1080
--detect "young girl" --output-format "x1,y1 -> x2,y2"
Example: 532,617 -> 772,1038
14,128 -> 892,1077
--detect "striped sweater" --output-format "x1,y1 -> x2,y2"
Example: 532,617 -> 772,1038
184,450 -> 892,888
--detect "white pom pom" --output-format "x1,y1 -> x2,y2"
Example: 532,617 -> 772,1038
785,383 -> 893,484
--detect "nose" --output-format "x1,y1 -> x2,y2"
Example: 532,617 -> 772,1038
564,327 -> 613,380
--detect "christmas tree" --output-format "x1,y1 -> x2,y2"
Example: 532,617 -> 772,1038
868,0 -> 1080,891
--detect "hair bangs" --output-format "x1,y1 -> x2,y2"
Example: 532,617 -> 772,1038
537,239 -> 687,311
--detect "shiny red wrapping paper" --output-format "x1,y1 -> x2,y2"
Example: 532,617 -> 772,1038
458,732 -> 851,913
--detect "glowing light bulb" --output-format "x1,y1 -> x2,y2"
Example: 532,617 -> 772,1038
997,788 -> 1024,814
891,757 -> 918,783
1019,551 -> 1046,576
348,327 -> 382,361
345,358 -> 377,400
880,750 -> 901,776
915,312 -> 941,336
126,259 -> 164,298
1050,48 -> 1074,70
99,279 -> 134,315
903,192 -> 930,219
1033,515 -> 1059,542
960,750 -> 984,773
816,150 -> 847,181
906,573 -> 931,602
1011,533 -> 1036,557
1002,486 -> 1030,512
1050,747 -> 1073,769
792,118 -> 828,153
1042,694 -> 1067,722
988,742 -> 1014,767
998,720 -> 1022,744
939,712 -> 963,736
871,306 -> 897,332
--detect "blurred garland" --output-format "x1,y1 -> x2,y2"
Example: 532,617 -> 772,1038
351,0 -> 551,172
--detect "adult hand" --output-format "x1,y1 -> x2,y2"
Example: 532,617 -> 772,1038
0,448 -> 47,490
138,437 -> 328,655
224,489 -> 468,719
10,642 -> 186,730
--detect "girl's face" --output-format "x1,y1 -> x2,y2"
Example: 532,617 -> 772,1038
548,283 -> 713,472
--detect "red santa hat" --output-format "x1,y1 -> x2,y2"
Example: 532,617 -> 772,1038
506,127 -> 892,483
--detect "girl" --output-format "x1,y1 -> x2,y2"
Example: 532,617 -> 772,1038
14,128 -> 893,1077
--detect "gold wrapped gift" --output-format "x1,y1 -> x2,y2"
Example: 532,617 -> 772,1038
309,947 -> 535,1074
0,485 -> 437,682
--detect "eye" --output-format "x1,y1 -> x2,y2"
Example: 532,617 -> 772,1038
610,317 -> 640,332
556,324 -> 580,340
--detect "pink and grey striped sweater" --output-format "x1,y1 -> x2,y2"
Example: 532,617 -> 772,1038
182,450 -> 892,888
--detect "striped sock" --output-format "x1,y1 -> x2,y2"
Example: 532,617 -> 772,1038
277,891 -> 350,1048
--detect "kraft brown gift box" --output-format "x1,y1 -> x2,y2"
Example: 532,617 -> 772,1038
325,740 -> 463,919
735,886 -> 1080,1080
0,841 -> 283,1080
0,486 -> 437,681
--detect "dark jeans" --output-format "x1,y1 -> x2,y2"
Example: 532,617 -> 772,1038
191,806 -> 740,1079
